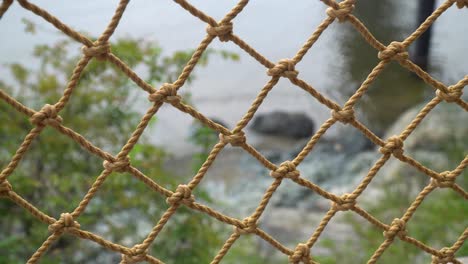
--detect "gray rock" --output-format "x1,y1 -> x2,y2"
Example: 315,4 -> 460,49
273,102 -> 468,209
383,103 -> 468,152
261,207 -> 355,256
360,103 -> 468,204
334,124 -> 374,153
290,123 -> 373,158
271,123 -> 378,208
250,111 -> 315,139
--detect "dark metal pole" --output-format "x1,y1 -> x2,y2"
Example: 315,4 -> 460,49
412,0 -> 436,71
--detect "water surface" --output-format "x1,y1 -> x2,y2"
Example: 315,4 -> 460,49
0,0 -> 466,155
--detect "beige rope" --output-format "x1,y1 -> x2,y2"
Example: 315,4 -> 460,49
29,104 -> 63,126
0,0 -> 12,19
82,41 -> 111,61
270,161 -> 300,180
206,22 -> 233,42
325,0 -> 355,22
48,213 -> 81,233
148,83 -> 181,104
331,108 -> 355,124
219,131 -> 246,147
103,156 -> 131,173
0,0 -> 466,263
267,59 -> 299,79
289,243 -> 313,264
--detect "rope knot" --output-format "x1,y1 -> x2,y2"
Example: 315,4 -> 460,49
206,22 -> 233,42
289,243 -> 311,264
378,41 -> 408,61
0,180 -> 12,196
30,104 -> 63,126
82,41 -> 111,61
148,83 -> 180,104
455,0 -> 468,8
436,86 -> 463,102
431,247 -> 455,264
103,156 -> 130,173
48,213 -> 80,233
166,184 -> 194,206
270,161 -> 300,180
383,218 -> 406,239
121,244 -> 147,264
234,217 -> 257,235
430,171 -> 456,188
331,108 -> 355,124
331,193 -> 356,211
379,136 -> 404,158
219,131 -> 246,147
326,0 -> 355,22
267,59 -> 298,79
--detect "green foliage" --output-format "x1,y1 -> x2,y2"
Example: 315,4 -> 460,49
0,23 -> 240,263
188,121 -> 220,172
223,236 -> 272,264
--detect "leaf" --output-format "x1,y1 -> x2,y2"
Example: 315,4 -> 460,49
9,63 -> 29,84
21,18 -> 36,34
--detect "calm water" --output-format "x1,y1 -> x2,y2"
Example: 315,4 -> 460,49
1,0 -> 466,155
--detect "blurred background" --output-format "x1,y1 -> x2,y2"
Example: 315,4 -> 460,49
0,0 -> 467,263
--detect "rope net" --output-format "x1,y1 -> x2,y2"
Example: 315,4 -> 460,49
0,0 -> 467,263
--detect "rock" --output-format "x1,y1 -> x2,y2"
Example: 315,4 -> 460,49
360,103 -> 468,205
384,103 -> 468,152
250,111 -> 315,139
272,102 -> 468,209
260,207 -> 355,256
272,125 -> 379,208
359,150 -> 451,206
333,124 -> 374,153
211,102 -> 468,262
289,122 -> 373,158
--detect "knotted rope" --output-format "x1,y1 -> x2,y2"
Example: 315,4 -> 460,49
270,161 -> 300,180
103,156 -> 131,173
2,0 -> 467,263
48,213 -> 80,233
331,193 -> 356,211
121,244 -> 148,264
431,247 -> 457,264
0,180 -> 12,197
234,217 -> 257,235
430,171 -> 456,188
289,243 -> 312,264
436,86 -> 463,102
331,108 -> 355,124
326,0 -> 355,22
30,104 -> 63,126
378,41 -> 408,62
383,218 -> 406,239
267,59 -> 298,79
82,41 -> 111,61
219,131 -> 246,147
148,83 -> 181,104
379,136 -> 404,158
206,22 -> 233,42
166,184 -> 194,206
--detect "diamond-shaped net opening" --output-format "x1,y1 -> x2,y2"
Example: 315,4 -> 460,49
0,0 -> 467,263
